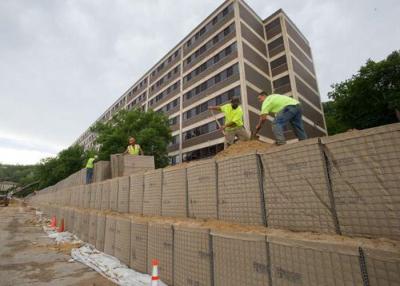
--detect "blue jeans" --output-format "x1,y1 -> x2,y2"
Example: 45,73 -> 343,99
86,168 -> 93,184
272,105 -> 307,145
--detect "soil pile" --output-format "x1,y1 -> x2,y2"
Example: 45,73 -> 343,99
215,140 -> 273,159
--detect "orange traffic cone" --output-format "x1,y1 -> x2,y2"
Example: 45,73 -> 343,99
151,259 -> 159,286
50,216 -> 57,228
57,219 -> 64,233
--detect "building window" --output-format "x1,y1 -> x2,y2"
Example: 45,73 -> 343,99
169,116 -> 179,126
184,63 -> 239,102
182,143 -> 224,162
184,42 -> 237,84
183,86 -> 240,120
184,23 -> 235,67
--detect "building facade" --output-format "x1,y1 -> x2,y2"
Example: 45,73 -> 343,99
74,0 -> 326,164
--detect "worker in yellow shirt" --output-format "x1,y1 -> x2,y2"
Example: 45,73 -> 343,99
124,137 -> 144,155
85,155 -> 97,184
255,91 -> 307,145
208,97 -> 249,148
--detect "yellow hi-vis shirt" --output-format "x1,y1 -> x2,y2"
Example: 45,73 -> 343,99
128,144 -> 140,155
261,94 -> 299,115
86,158 -> 95,169
220,103 -> 244,131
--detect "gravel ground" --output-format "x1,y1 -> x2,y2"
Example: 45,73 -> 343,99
0,201 -> 115,286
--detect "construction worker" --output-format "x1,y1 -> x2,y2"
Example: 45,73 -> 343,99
124,137 -> 144,155
208,97 -> 249,148
85,155 -> 97,184
254,91 -> 307,145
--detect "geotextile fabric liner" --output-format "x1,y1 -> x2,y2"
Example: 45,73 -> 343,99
362,246 -> 400,286
83,185 -> 91,209
122,155 -> 155,176
101,181 -> 111,210
93,161 -> 111,182
117,176 -> 130,213
143,169 -> 163,216
212,231 -> 270,286
129,173 -> 144,215
94,182 -> 102,210
268,236 -> 363,286
147,222 -> 174,285
89,183 -> 97,209
217,153 -> 265,225
187,159 -> 218,219
321,123 -> 400,240
174,225 -> 213,286
110,178 -> 119,212
130,219 -> 148,274
95,213 -> 106,252
80,210 -> 90,243
114,216 -> 131,266
261,139 -> 338,234
88,211 -> 98,245
104,215 -> 117,256
162,168 -> 188,218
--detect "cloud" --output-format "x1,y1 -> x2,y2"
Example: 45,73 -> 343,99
0,147 -> 54,165
1,0 -> 399,165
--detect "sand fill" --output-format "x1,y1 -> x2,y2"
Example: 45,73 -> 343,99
215,140 -> 274,159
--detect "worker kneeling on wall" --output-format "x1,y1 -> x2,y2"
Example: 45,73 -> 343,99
255,91 -> 307,145
208,97 -> 249,148
124,136 -> 144,155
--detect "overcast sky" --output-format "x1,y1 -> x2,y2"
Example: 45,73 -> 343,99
1,0 -> 399,165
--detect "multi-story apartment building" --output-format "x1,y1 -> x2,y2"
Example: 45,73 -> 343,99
74,0 -> 326,164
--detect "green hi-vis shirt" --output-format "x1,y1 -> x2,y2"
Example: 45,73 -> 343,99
128,144 -> 140,155
261,94 -> 299,115
220,103 -> 244,131
86,158 -> 95,169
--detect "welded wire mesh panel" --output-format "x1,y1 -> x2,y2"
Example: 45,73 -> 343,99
73,209 -> 81,236
96,213 -> 106,252
83,185 -> 91,209
217,153 -> 265,225
187,159 -> 218,219
65,208 -> 74,232
174,226 -> 212,286
110,178 -> 119,211
147,222 -> 174,285
78,185 -> 84,208
114,217 -> 131,266
104,215 -> 116,256
212,231 -> 270,286
129,173 -> 144,214
363,247 -> 400,286
88,211 -> 97,245
122,155 -> 155,176
268,236 -> 363,286
321,123 -> 400,239
90,183 -> 97,209
80,210 -> 90,243
117,176 -> 130,213
261,139 -> 337,233
143,169 -> 163,216
101,180 -> 111,210
94,182 -> 102,209
162,168 -> 188,218
130,219 -> 148,273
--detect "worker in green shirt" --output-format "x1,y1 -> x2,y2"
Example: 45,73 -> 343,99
208,97 -> 249,147
85,155 -> 97,184
255,92 -> 307,145
124,137 -> 144,155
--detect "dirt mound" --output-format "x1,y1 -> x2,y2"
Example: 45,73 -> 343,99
215,140 -> 274,159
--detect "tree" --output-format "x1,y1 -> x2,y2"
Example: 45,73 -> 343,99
327,50 -> 400,131
34,144 -> 88,190
91,108 -> 172,168
322,101 -> 349,135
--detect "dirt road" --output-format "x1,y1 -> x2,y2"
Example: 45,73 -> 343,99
0,202 -> 115,286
